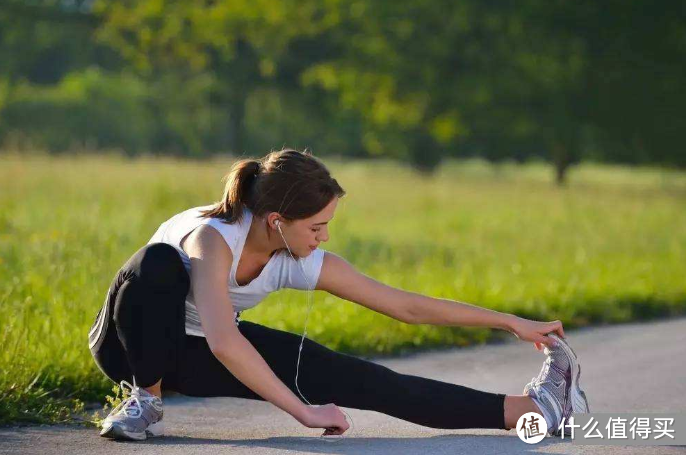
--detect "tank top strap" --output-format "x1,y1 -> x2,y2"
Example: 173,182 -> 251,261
201,215 -> 247,257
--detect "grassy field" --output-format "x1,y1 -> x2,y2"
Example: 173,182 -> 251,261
1,152 -> 685,425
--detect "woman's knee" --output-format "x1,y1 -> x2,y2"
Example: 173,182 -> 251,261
123,242 -> 189,290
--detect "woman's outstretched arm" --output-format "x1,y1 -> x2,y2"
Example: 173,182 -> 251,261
316,251 -> 564,349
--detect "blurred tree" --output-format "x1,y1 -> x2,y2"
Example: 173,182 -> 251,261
1,0 -> 683,178
300,1 -> 590,182
1,68 -> 154,153
93,0 -> 343,155
301,0 -> 686,182
0,0 -> 116,86
581,1 -> 686,168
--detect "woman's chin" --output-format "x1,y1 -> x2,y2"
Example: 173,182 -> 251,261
284,248 -> 309,259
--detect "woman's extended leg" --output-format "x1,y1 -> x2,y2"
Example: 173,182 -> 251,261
166,320 -> 509,430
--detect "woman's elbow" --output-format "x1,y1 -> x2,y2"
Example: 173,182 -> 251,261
206,329 -> 240,359
209,341 -> 234,361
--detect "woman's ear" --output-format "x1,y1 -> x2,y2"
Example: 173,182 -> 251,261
266,212 -> 281,230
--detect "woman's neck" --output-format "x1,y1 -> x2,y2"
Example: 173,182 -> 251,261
243,214 -> 282,259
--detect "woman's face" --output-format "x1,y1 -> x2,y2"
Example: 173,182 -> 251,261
274,197 -> 338,258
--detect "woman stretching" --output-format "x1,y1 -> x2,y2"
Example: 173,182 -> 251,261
88,148 -> 589,441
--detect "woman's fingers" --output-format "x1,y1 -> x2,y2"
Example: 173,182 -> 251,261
551,320 -> 565,338
322,427 -> 344,436
537,333 -> 558,348
540,321 -> 565,340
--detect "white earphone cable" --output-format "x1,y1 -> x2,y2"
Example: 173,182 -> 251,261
275,219 -> 355,440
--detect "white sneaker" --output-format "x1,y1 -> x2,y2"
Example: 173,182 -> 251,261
99,379 -> 165,441
523,333 -> 590,436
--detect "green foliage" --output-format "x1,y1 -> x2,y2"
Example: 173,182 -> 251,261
1,154 -> 685,425
0,68 -> 237,156
0,362 -> 87,425
0,0 -> 104,85
0,68 -> 153,152
2,0 -> 686,179
89,383 -> 126,429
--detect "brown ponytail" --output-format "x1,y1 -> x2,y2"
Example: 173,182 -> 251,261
199,148 -> 345,224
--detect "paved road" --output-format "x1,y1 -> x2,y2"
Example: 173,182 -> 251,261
2,317 -> 685,454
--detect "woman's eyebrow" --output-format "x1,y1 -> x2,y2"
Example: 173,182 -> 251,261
313,217 -> 334,226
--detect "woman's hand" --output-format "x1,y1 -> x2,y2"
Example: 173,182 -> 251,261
300,403 -> 350,436
507,316 -> 566,351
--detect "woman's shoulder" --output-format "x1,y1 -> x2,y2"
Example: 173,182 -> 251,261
184,223 -> 234,253
190,215 -> 243,254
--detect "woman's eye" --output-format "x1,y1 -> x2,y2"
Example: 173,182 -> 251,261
311,229 -> 320,233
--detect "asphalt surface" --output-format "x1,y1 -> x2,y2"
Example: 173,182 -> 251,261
1,317 -> 685,454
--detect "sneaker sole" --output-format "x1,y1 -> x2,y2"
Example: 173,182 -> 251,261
100,420 -> 165,441
547,334 -> 590,436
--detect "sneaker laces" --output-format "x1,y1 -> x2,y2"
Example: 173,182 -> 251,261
527,356 -> 556,390
110,378 -> 159,418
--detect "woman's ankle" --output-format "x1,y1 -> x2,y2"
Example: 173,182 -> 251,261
142,379 -> 163,399
503,395 -> 540,429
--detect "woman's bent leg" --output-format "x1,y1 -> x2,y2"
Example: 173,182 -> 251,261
167,320 -> 506,430
89,242 -> 189,389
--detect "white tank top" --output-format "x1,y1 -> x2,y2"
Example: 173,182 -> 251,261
147,204 -> 325,337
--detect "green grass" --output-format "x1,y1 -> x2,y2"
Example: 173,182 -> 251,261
1,152 -> 685,426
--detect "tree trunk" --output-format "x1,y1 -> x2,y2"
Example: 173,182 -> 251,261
552,142 -> 571,186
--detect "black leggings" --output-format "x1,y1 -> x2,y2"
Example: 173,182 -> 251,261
88,242 -> 507,430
